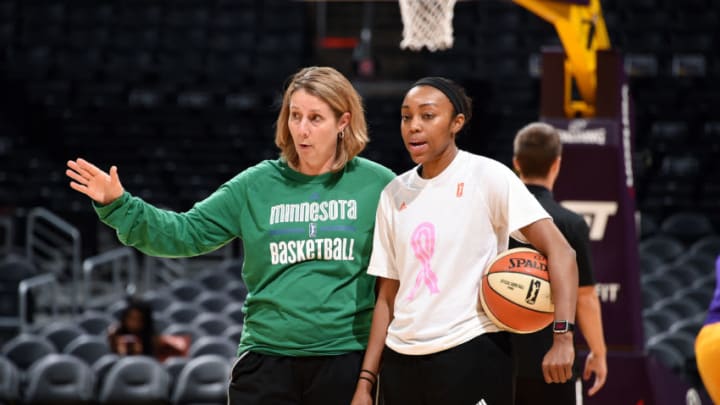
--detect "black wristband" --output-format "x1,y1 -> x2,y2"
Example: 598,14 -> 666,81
358,375 -> 376,386
360,368 -> 378,380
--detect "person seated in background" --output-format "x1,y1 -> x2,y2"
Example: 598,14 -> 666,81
107,298 -> 157,356
108,297 -> 191,361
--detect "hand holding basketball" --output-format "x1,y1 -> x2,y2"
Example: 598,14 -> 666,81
66,158 -> 124,205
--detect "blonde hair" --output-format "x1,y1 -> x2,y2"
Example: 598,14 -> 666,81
275,66 -> 368,171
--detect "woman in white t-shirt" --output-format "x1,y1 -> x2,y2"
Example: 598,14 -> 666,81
351,77 -> 579,405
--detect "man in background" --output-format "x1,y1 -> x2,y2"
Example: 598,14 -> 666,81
511,122 -> 608,403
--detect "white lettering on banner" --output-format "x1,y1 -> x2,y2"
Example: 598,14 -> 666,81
558,119 -> 607,145
269,238 -> 355,265
621,84 -> 635,189
561,201 -> 619,241
595,283 -> 621,303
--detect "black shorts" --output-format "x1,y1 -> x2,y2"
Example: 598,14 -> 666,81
380,332 -> 514,405
228,351 -> 363,405
514,376 -> 578,405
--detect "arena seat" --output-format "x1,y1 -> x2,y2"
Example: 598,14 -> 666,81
639,235 -> 685,263
656,262 -> 705,286
648,331 -> 697,359
0,356 -> 20,403
222,302 -> 246,325
674,251 -> 717,276
642,274 -> 682,298
92,353 -> 120,394
195,269 -> 235,291
642,308 -> 678,333
638,213 -> 660,239
162,322 -> 205,342
194,292 -> 232,313
651,296 -> 705,319
673,287 -> 714,309
691,273 -> 718,297
647,121 -> 691,156
76,310 -> 115,336
658,154 -> 701,180
98,356 -> 170,405
0,333 -> 56,371
660,212 -> 715,244
171,354 -> 230,405
222,324 -> 244,345
63,334 -> 111,366
669,315 -> 705,337
624,53 -> 659,77
142,290 -> 174,314
189,336 -> 237,359
224,280 -> 248,302
169,279 -> 205,302
642,287 -> 662,310
0,254 -> 39,327
647,341 -> 686,374
38,320 -> 85,352
638,253 -> 665,277
689,235 -> 720,257
191,313 -> 233,336
23,353 -> 95,404
671,54 -> 707,77
105,300 -> 128,320
163,302 -> 202,324
163,356 -> 190,386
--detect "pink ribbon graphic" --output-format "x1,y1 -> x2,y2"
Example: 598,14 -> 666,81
406,222 -> 440,301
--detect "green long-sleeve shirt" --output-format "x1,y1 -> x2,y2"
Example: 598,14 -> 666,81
95,157 -> 395,356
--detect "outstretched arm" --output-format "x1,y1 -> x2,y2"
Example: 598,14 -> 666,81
66,157 -> 239,258
66,158 -> 124,205
520,218 -> 578,384
351,277 -> 399,405
577,285 -> 607,395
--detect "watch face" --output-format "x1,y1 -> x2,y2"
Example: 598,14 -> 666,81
553,321 -> 568,331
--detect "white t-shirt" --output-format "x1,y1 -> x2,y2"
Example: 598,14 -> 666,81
368,150 -> 550,355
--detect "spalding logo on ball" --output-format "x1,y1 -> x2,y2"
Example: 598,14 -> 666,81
479,247 -> 554,334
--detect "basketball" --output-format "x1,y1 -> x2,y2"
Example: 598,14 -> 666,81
479,247 -> 554,334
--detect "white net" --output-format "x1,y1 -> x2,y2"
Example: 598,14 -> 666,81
399,0 -> 458,52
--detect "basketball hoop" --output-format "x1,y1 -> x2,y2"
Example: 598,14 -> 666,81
399,0 -> 458,52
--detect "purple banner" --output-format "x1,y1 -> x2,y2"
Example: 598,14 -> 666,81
543,116 -> 644,351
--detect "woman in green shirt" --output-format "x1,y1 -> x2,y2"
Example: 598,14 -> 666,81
66,66 -> 395,404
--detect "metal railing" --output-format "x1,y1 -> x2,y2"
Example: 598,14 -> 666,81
83,247 -> 138,309
26,207 -> 82,313
18,273 -> 59,333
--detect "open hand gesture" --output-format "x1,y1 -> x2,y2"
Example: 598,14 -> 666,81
66,158 -> 124,205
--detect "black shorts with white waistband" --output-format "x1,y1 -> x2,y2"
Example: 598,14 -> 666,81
228,350 -> 364,405
380,332 -> 514,405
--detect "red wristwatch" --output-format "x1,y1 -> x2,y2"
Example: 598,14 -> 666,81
552,320 -> 575,334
